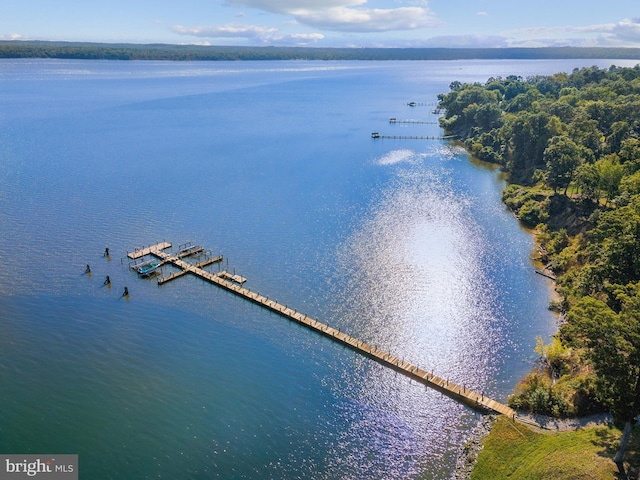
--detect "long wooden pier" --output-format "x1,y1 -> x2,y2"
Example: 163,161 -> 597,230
132,241 -> 516,418
371,133 -> 456,140
389,118 -> 438,124
405,102 -> 438,107
157,256 -> 223,285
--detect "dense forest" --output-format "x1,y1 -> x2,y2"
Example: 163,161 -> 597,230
437,65 -> 640,438
2,41 -> 640,61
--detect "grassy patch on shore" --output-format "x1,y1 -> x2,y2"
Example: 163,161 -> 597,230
471,417 -> 622,479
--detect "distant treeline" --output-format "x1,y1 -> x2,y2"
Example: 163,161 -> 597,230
2,41 -> 640,61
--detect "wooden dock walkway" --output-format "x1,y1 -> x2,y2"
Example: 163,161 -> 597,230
217,271 -> 247,284
133,241 -> 516,418
157,255 -> 223,285
371,133 -> 456,140
381,135 -> 444,140
405,102 -> 437,107
389,118 -> 438,124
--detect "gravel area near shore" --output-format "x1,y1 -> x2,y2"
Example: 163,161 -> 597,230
451,414 -> 497,480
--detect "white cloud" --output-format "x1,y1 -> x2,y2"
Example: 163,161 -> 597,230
0,33 -> 25,40
476,11 -> 488,17
171,23 -> 324,44
610,17 -> 640,43
290,33 -> 325,41
294,6 -> 437,32
512,24 -> 612,36
172,23 -> 279,41
506,37 -> 587,48
422,34 -> 508,48
509,17 -> 640,47
225,0 -> 438,32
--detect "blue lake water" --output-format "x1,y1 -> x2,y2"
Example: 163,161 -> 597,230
1,58 -> 636,479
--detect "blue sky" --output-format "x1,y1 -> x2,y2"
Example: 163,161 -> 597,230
1,0 -> 639,48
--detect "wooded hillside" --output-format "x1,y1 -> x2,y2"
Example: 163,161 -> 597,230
438,65 -> 640,426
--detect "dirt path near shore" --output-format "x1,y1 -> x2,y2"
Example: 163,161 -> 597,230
515,412 -> 613,432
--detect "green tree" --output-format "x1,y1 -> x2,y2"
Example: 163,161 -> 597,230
567,116 -> 602,159
506,88 -> 542,113
606,121 -> 630,154
544,136 -> 582,194
503,111 -> 556,183
597,155 -> 625,203
585,100 -> 617,134
473,102 -> 503,131
587,195 -> 640,287
619,138 -> 640,174
574,163 -> 601,203
438,84 -> 502,137
546,100 -> 576,123
619,138 -> 640,162
621,170 -> 640,196
562,294 -> 640,470
503,76 -> 527,100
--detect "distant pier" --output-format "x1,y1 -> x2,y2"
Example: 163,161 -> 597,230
371,132 -> 457,140
389,118 -> 438,125
535,268 -> 557,281
405,101 -> 438,107
129,241 -> 516,418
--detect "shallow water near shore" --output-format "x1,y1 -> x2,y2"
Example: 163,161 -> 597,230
1,58 -> 635,479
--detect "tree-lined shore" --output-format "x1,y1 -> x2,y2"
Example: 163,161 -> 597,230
2,41 -> 640,61
438,64 -> 640,477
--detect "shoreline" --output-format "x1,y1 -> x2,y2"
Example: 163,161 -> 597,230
448,152 -> 567,479
3,42 -> 640,62
451,415 -> 497,480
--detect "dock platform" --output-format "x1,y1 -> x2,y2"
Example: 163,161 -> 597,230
127,241 -> 172,260
130,241 -> 516,418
